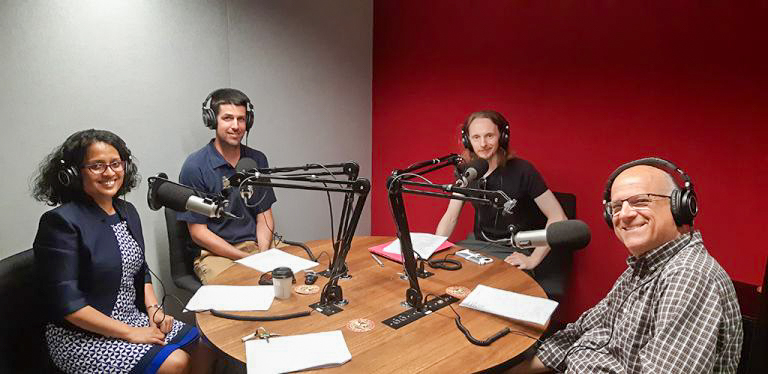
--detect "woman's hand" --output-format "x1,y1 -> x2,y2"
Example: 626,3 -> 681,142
504,252 -> 543,270
148,307 -> 174,334
124,326 -> 167,345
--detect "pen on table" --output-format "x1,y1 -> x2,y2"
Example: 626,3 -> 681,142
241,332 -> 259,342
370,253 -> 384,267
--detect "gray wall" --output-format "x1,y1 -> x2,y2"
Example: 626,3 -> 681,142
0,0 -> 372,296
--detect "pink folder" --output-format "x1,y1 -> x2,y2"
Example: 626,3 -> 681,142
368,239 -> 455,263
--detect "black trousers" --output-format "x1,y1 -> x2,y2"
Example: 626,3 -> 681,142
456,233 -> 572,303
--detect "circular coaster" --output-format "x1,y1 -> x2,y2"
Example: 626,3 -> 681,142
346,318 -> 375,333
446,286 -> 471,299
293,284 -> 320,295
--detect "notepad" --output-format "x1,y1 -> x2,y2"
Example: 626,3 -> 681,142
245,330 -> 352,374
236,248 -> 320,274
459,284 -> 559,326
185,285 -> 274,311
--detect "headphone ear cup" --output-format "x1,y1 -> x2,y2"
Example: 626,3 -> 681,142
500,124 -> 510,151
202,93 -> 217,130
245,102 -> 254,132
677,188 -> 698,226
669,188 -> 684,226
58,165 -> 80,188
202,107 -> 216,129
461,128 -> 472,151
603,203 -> 614,228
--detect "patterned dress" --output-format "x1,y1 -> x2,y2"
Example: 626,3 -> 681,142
45,216 -> 198,373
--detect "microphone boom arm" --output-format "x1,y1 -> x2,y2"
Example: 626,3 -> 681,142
386,156 -> 514,312
230,166 -> 370,316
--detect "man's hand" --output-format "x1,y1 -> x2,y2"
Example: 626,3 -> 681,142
504,252 -> 543,270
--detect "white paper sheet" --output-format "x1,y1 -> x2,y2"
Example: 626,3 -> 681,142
185,285 -> 274,311
382,232 -> 448,260
459,284 -> 559,326
236,248 -> 320,274
246,330 -> 352,374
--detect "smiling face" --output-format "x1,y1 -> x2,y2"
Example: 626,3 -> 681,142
214,103 -> 247,149
467,118 -> 501,163
610,165 -> 682,257
81,141 -> 124,207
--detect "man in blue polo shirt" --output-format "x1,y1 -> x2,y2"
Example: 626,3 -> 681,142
178,88 -> 277,284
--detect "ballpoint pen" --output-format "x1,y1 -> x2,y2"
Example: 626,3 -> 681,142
370,253 -> 384,267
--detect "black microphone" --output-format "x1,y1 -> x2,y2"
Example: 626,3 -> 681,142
456,158 -> 489,187
230,157 -> 261,198
511,219 -> 591,251
236,157 -> 259,173
147,173 -> 230,218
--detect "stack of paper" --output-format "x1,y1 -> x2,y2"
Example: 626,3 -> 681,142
459,284 -> 559,326
382,233 -> 448,260
185,285 -> 274,311
246,330 -> 352,373
236,248 -> 320,273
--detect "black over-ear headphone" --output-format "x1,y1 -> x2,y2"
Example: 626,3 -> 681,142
57,159 -> 80,187
602,157 -> 698,228
58,156 -> 137,188
461,119 -> 510,153
201,91 -> 255,131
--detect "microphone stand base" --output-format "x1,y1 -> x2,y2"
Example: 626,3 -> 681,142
317,269 -> 332,278
309,302 -> 344,316
416,269 -> 434,278
382,294 -> 459,329
317,264 -> 350,279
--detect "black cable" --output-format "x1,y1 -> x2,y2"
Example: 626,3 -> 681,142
307,163 -> 338,246
320,271 -> 347,298
423,293 -> 542,347
242,177 -> 269,209
314,251 -> 331,269
115,206 -> 183,328
385,172 -> 435,194
208,309 -> 311,321
428,253 -> 462,271
454,316 -> 511,346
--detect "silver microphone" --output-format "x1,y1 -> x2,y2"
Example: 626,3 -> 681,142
511,220 -> 591,251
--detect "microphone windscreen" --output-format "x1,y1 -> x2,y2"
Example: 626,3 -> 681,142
465,158 -> 489,176
147,173 -> 169,210
154,180 -> 195,212
545,219 -> 591,251
236,157 -> 259,173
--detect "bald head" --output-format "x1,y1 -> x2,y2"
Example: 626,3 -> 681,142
612,165 -> 677,198
609,165 -> 682,257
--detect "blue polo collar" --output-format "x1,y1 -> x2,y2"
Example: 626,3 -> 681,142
204,139 -> 252,170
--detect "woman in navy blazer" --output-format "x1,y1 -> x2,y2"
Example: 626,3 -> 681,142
32,130 -> 212,374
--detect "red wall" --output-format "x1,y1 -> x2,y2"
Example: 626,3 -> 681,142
372,1 -> 768,321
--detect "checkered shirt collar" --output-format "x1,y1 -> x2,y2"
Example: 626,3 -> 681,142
625,231 -> 702,277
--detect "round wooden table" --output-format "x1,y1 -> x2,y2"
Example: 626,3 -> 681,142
197,236 -> 549,373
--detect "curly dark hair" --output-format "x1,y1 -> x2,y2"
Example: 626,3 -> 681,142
31,129 -> 140,206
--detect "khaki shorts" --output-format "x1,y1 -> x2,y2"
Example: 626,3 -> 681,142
193,241 -> 260,284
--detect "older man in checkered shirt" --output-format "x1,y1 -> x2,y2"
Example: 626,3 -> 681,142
510,161 -> 742,373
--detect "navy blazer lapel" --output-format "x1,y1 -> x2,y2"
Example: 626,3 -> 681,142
113,199 -> 144,250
